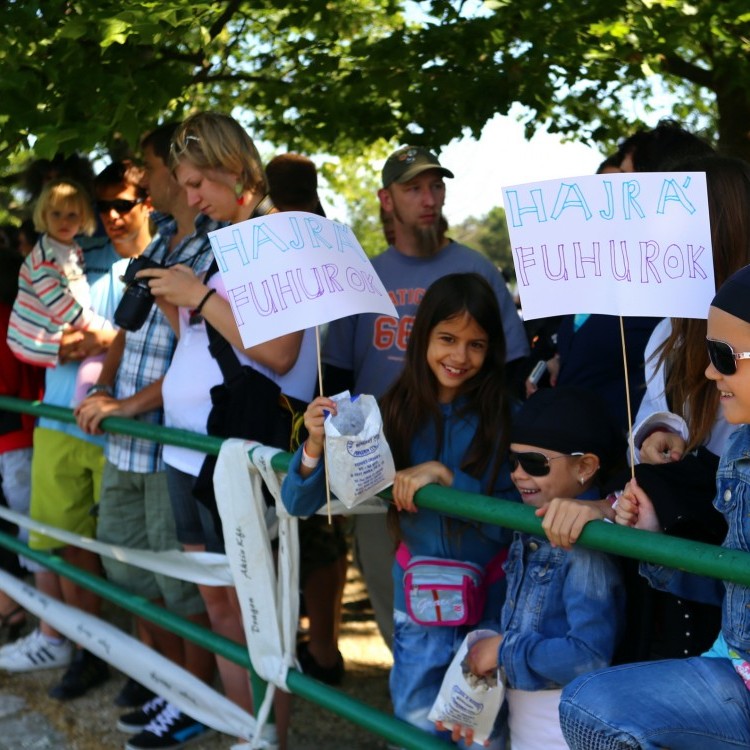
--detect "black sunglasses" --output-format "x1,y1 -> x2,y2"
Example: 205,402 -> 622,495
706,338 -> 750,376
509,450 -> 584,477
96,198 -> 144,215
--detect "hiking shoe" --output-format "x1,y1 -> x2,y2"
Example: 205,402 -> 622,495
48,648 -> 110,700
117,696 -> 167,733
125,703 -> 211,749
115,677 -> 155,708
0,628 -> 73,672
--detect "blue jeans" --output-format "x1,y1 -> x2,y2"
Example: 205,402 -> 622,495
559,657 -> 750,749
390,610 -> 506,749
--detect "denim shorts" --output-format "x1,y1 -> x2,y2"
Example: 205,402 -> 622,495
165,464 -> 224,553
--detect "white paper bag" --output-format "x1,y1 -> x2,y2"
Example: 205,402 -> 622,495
428,629 -> 505,745
324,390 -> 395,509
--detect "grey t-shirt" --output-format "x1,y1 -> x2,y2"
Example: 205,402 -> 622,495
323,241 -> 528,398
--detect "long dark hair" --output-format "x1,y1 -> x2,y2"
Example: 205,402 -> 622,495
380,272 -> 512,490
652,154 -> 750,450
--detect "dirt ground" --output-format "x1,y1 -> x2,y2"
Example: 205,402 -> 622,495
0,561 -> 395,749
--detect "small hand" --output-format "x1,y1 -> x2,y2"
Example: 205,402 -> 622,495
435,720 -> 485,747
392,461 -> 453,513
302,396 -> 337,458
538,497 -> 606,549
639,431 -> 685,464
466,634 -> 502,677
615,478 -> 661,532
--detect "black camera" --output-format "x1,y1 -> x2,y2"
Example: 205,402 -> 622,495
114,256 -> 163,331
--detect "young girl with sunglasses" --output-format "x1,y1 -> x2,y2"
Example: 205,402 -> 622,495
442,386 -> 625,750
558,264 -> 750,749
283,272 -> 516,745
8,179 -> 113,370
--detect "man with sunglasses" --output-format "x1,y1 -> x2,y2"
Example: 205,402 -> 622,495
75,127 -> 220,750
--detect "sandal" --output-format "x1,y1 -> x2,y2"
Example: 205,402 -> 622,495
0,606 -> 26,644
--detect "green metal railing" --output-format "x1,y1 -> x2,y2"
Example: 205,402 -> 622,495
0,394 -> 747,747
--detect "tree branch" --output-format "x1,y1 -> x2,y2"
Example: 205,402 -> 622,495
660,53 -> 714,90
208,0 -> 243,40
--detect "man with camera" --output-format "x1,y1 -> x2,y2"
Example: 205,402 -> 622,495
74,126 -> 220,745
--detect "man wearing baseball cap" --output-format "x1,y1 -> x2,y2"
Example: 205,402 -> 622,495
322,144 -> 529,648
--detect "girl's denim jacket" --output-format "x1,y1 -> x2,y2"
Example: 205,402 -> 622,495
643,423 -> 750,656
281,400 -> 518,621
498,504 -> 625,691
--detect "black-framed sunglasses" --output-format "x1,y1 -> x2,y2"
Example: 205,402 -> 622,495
509,450 -> 584,477
706,338 -> 750,376
96,198 -> 145,215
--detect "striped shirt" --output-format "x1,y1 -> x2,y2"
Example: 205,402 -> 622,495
7,234 -> 113,366
106,212 -> 220,473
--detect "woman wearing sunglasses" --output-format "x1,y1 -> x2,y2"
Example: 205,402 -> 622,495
558,264 -> 750,750
441,386 -> 625,750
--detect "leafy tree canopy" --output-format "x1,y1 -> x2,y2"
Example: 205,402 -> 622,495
1,0 -> 748,219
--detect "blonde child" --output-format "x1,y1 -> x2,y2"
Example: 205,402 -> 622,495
8,179 -> 112,381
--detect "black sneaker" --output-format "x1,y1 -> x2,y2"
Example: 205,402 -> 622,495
115,677 -> 156,708
125,702 -> 211,749
47,649 -> 110,701
117,696 -> 167,733
296,640 -> 345,686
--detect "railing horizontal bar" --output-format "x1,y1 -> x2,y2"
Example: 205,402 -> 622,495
2,395 -> 745,587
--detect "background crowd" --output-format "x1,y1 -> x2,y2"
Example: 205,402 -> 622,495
0,114 -> 748,750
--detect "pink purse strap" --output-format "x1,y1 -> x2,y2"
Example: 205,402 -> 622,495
396,542 -> 411,568
485,548 -> 509,584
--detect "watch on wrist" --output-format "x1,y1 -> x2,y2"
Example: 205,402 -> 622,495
86,384 -> 113,397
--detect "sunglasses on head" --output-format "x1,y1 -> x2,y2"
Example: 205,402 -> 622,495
706,338 -> 750,376
96,198 -> 144,215
509,450 -> 584,477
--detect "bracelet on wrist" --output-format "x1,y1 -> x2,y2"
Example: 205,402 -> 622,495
194,287 -> 216,316
86,384 -> 113,397
301,443 -> 321,469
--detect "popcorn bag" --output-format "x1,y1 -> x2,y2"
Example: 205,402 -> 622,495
324,390 -> 395,509
428,629 -> 505,746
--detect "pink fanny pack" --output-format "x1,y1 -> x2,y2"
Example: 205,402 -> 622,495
397,543 -> 507,627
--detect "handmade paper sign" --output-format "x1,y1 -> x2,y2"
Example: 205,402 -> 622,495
208,212 -> 398,348
502,172 -> 714,320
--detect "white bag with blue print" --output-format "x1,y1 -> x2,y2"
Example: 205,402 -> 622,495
324,390 -> 395,508
428,629 -> 505,746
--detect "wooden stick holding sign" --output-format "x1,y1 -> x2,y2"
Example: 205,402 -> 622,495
207,211 -> 398,518
503,171 -> 715,476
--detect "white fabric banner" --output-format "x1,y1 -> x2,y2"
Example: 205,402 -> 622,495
0,568 -> 274,744
213,440 -> 300,749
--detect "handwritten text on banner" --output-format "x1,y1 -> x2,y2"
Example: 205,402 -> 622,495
502,172 -> 714,320
208,212 -> 398,348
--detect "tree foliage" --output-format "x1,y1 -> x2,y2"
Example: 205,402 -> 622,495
1,1 -> 749,220
451,206 -> 514,278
